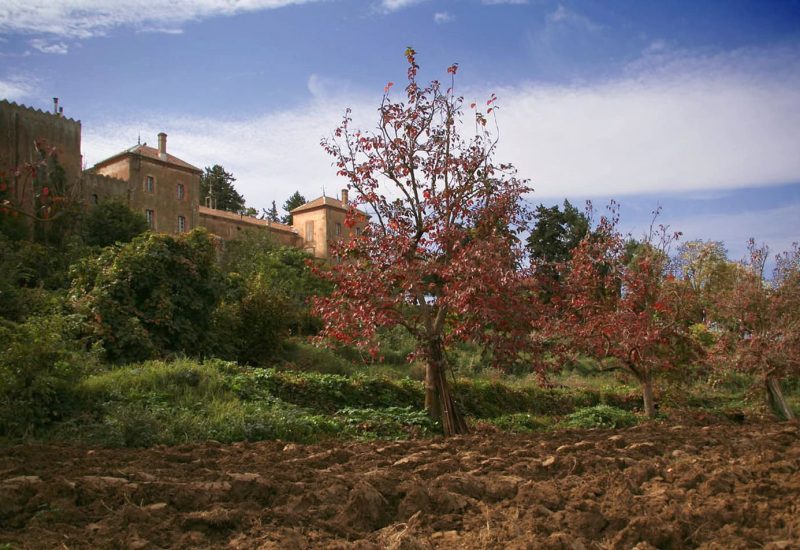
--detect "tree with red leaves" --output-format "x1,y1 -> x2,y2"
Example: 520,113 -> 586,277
545,205 -> 698,418
315,49 -> 533,435
709,240 -> 799,420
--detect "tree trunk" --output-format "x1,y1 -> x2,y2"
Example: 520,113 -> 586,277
766,376 -> 796,421
424,339 -> 468,436
641,375 -> 657,419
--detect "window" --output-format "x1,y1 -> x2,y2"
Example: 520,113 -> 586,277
335,223 -> 342,237
91,194 -> 99,205
145,175 -> 155,193
145,209 -> 155,228
177,183 -> 185,200
177,215 -> 186,233
355,227 -> 362,236
305,221 -> 314,242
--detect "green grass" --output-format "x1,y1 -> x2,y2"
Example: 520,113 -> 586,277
16,350 -> 798,448
561,405 -> 640,430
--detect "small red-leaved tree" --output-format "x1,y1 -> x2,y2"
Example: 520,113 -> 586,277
314,49 -> 534,435
710,240 -> 799,420
545,205 -> 698,417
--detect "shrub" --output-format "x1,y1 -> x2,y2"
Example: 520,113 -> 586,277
0,314 -> 98,435
561,404 -> 639,430
210,274 -> 293,365
485,413 -> 553,433
82,200 -> 148,247
70,229 -> 223,362
335,406 -> 439,439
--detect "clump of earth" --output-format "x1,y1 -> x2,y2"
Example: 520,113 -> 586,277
1,421 -> 798,548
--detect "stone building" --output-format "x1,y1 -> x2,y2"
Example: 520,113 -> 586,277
87,133 -> 201,234
291,189 -> 366,258
198,205 -> 302,248
0,99 -> 366,259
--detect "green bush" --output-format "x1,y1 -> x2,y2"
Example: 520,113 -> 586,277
280,340 -> 356,375
219,233 -> 328,336
70,359 -> 341,446
82,200 -> 148,247
335,406 -> 439,439
561,404 -> 639,430
0,314 -> 99,435
485,413 -> 553,433
70,229 -> 223,362
210,275 -> 293,365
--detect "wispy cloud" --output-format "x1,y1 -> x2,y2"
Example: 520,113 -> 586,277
0,0 -> 319,40
0,74 -> 37,100
29,38 -> 69,54
376,0 -> 428,13
546,4 -> 601,32
81,46 -> 800,227
136,27 -> 185,35
433,11 -> 453,24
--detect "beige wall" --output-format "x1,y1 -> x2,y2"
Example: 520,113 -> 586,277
81,172 -> 129,204
293,205 -> 367,259
95,154 -> 200,235
200,209 -> 302,248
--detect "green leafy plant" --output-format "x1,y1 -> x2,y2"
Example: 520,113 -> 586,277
335,406 -> 439,439
561,404 -> 639,430
0,313 -> 99,435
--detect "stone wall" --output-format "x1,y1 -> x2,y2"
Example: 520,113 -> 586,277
94,154 -> 200,234
81,172 -> 129,205
0,100 -> 83,220
199,206 -> 302,248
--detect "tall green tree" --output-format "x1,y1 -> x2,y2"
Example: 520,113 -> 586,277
200,165 -> 246,213
281,191 -> 307,225
527,200 -> 589,264
528,200 -> 590,300
266,200 -> 280,223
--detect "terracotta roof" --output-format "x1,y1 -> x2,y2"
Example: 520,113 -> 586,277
198,206 -> 298,234
291,195 -> 367,215
94,144 -> 202,173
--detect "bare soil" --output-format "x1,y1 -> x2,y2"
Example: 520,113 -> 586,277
1,421 -> 798,549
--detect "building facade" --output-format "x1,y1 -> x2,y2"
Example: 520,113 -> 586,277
88,133 -> 201,235
0,99 -> 366,259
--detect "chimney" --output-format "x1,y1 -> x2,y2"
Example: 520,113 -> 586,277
341,188 -> 348,204
53,97 -> 59,115
158,132 -> 167,160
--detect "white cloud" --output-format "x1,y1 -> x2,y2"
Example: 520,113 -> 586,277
136,27 -> 185,35
0,75 -> 37,100
307,73 -> 356,100
80,46 -> 800,220
0,0 -> 319,39
491,46 -> 800,199
378,0 -> 427,13
433,11 -> 453,24
547,4 -> 601,32
29,38 -> 69,54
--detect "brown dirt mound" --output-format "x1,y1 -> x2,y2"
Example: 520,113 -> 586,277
1,421 -> 798,548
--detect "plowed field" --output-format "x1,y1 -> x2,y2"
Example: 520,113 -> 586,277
1,421 -> 798,549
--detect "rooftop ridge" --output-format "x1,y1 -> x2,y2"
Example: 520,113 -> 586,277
0,99 -> 81,124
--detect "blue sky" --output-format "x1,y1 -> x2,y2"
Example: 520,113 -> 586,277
1,0 -> 799,262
